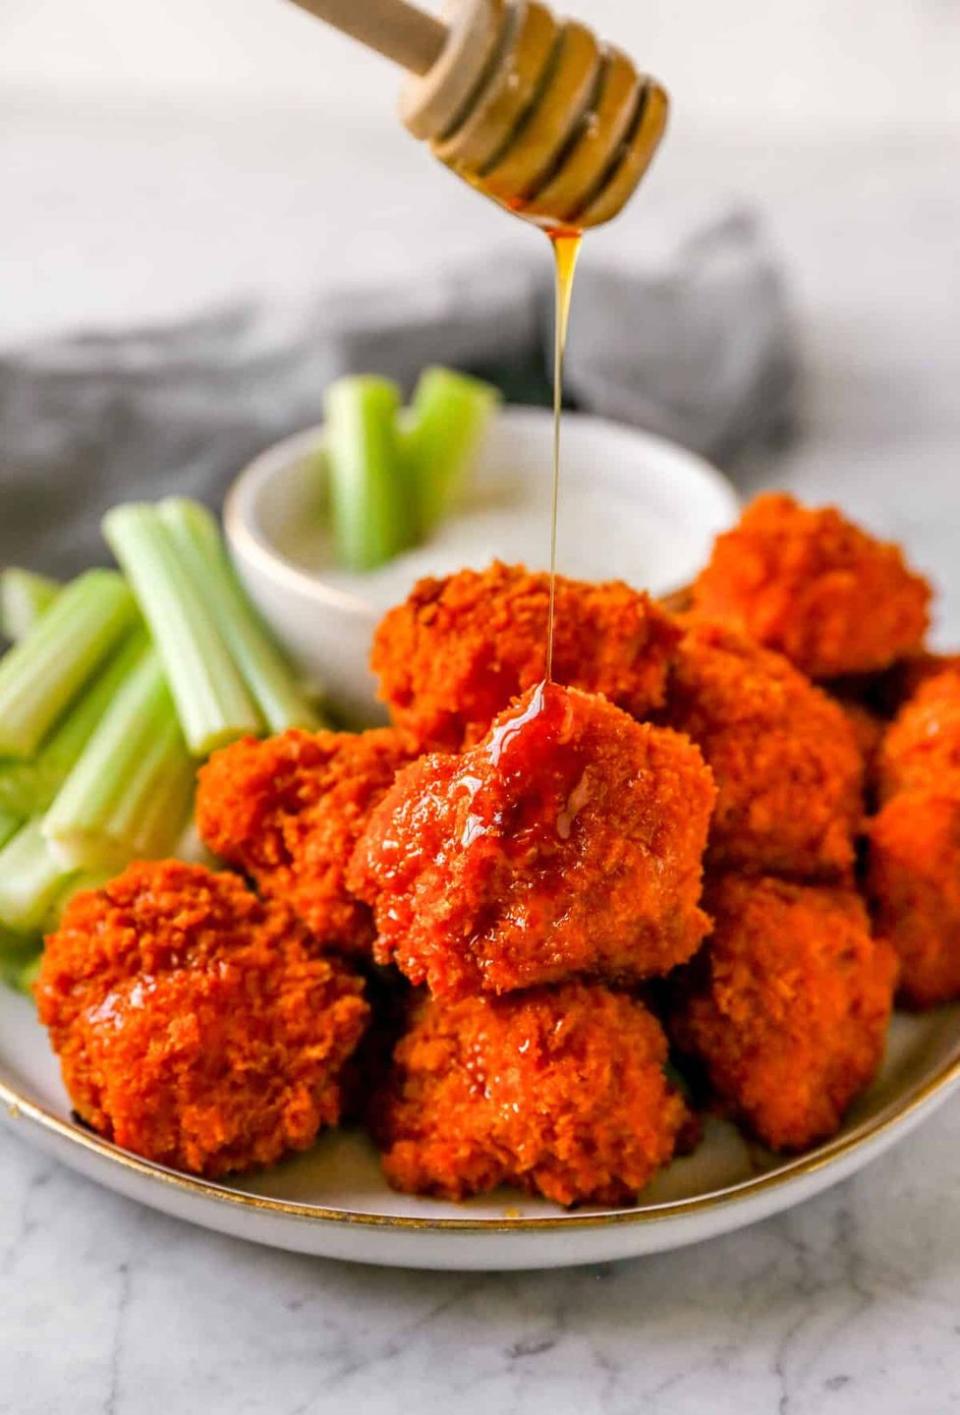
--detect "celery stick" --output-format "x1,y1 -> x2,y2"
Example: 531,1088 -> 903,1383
0,821 -> 76,933
42,868 -> 113,933
13,952 -> 42,996
157,497 -> 323,733
324,376 -> 414,571
1,570 -> 60,642
0,765 -> 42,823
0,570 -> 135,759
0,928 -> 41,994
103,504 -> 262,755
0,629 -> 148,819
402,366 -> 500,533
175,816 -> 219,868
43,644 -> 195,871
0,808 -> 21,851
111,712 -> 194,860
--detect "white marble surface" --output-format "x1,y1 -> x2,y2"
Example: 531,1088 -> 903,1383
3,102 -> 960,1412
6,1112 -> 960,1415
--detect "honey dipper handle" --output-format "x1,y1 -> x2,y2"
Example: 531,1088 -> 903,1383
286,0 -> 448,76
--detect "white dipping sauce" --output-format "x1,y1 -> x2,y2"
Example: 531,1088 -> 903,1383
270,409 -> 735,615
230,408 -> 738,725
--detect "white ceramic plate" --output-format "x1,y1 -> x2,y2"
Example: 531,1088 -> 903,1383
225,407 -> 740,725
5,412 -> 956,1268
3,985 -> 959,1270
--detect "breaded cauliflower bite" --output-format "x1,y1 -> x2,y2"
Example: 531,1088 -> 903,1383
876,668 -> 960,802
663,621 -> 863,879
36,861 -> 369,1177
670,875 -> 897,1151
349,682 -> 716,998
867,792 -> 960,1008
373,983 -> 690,1205
371,561 -> 680,751
196,728 -> 414,954
690,493 -> 931,679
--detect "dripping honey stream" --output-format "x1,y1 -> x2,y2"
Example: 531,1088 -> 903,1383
544,227 -> 582,681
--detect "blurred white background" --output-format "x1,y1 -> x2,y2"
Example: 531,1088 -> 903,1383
3,0 -> 960,628
3,0 -> 960,134
5,0 -> 960,344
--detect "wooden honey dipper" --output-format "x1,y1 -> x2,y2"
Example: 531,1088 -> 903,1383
287,0 -> 669,230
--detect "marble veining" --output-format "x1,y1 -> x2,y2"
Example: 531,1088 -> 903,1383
5,1115 -> 960,1413
2,109 -> 960,1414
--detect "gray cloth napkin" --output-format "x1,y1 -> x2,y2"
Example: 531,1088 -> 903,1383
561,210 -> 796,459
0,207 -> 795,577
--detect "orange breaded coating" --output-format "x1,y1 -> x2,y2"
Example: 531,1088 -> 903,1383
670,875 -> 897,1151
371,561 -> 680,751
876,668 -> 960,803
349,682 -> 716,998
36,861 -> 369,1177
867,791 -> 960,1007
663,621 -> 863,879
196,728 -> 415,954
373,983 -> 690,1206
691,493 -> 931,678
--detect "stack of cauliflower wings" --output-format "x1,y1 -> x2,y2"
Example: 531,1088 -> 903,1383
37,495 -> 953,1206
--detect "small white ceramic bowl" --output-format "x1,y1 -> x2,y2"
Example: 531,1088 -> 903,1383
225,406 -> 739,725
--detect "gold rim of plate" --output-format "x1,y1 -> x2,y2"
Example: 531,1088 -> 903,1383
3,1034 -> 959,1233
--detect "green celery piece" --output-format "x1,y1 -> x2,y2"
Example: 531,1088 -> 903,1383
0,570 -> 136,759
0,821 -> 76,934
157,497 -> 323,733
323,375 -> 415,571
43,644 -> 195,872
402,366 -> 500,534
0,927 -> 41,995
1,570 -> 60,642
109,711 -> 194,860
13,952 -> 43,997
0,764 -> 44,821
41,868 -> 114,934
0,807 -> 21,851
103,504 -> 262,756
0,628 -> 148,819
0,760 -> 49,822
